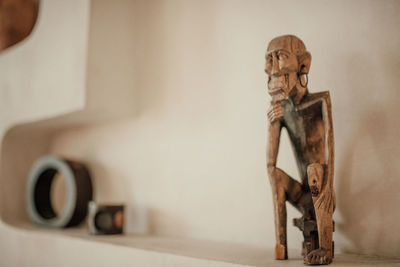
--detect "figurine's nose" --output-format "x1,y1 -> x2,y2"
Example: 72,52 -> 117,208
271,53 -> 280,76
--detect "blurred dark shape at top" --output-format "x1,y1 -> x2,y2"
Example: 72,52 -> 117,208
0,0 -> 39,52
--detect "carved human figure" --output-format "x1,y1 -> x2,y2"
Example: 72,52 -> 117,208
265,35 -> 335,265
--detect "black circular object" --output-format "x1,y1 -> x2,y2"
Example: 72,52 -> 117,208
26,156 -> 93,228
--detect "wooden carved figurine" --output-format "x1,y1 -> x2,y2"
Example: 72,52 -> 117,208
265,35 -> 335,265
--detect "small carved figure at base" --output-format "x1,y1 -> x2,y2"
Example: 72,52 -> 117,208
265,35 -> 335,265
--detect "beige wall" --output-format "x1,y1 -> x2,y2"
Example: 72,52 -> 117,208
0,0 -> 399,265
0,0 -> 89,126
0,0 -> 90,220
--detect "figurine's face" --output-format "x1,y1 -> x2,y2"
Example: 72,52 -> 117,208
265,38 -> 300,103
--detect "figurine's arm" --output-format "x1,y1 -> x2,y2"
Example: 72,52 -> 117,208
299,93 -> 335,212
305,93 -> 335,264
321,93 -> 334,191
320,92 -> 335,212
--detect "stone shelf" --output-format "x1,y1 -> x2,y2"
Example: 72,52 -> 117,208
5,222 -> 400,267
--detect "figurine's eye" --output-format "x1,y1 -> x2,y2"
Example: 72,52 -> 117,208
278,52 -> 288,60
267,54 -> 273,63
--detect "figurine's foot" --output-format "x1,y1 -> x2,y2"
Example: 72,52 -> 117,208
274,244 -> 287,260
304,248 -> 332,265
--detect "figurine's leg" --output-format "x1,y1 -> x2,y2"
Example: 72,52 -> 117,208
305,163 -> 334,265
269,167 -> 310,260
304,211 -> 333,265
268,120 -> 310,260
269,176 -> 287,260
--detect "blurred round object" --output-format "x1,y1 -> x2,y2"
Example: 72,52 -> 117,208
26,155 -> 93,228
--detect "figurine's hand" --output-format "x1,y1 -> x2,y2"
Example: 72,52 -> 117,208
307,163 -> 335,213
267,102 -> 283,123
318,173 -> 335,213
315,186 -> 335,214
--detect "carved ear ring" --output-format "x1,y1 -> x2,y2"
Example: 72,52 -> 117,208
298,73 -> 308,88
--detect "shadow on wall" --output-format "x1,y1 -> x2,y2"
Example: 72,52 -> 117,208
336,53 -> 400,258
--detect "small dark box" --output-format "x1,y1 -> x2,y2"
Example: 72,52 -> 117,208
88,202 -> 124,235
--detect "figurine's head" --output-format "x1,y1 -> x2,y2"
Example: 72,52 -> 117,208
265,35 -> 311,103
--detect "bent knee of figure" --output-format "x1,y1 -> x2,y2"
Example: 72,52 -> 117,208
267,164 -> 276,176
267,165 -> 279,182
268,166 -> 289,184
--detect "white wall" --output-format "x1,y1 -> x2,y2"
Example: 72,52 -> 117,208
0,0 -> 399,265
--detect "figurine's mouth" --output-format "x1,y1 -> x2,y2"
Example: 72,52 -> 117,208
268,75 -> 287,95
268,87 -> 284,95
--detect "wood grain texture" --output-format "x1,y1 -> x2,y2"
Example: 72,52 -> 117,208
266,35 -> 335,265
